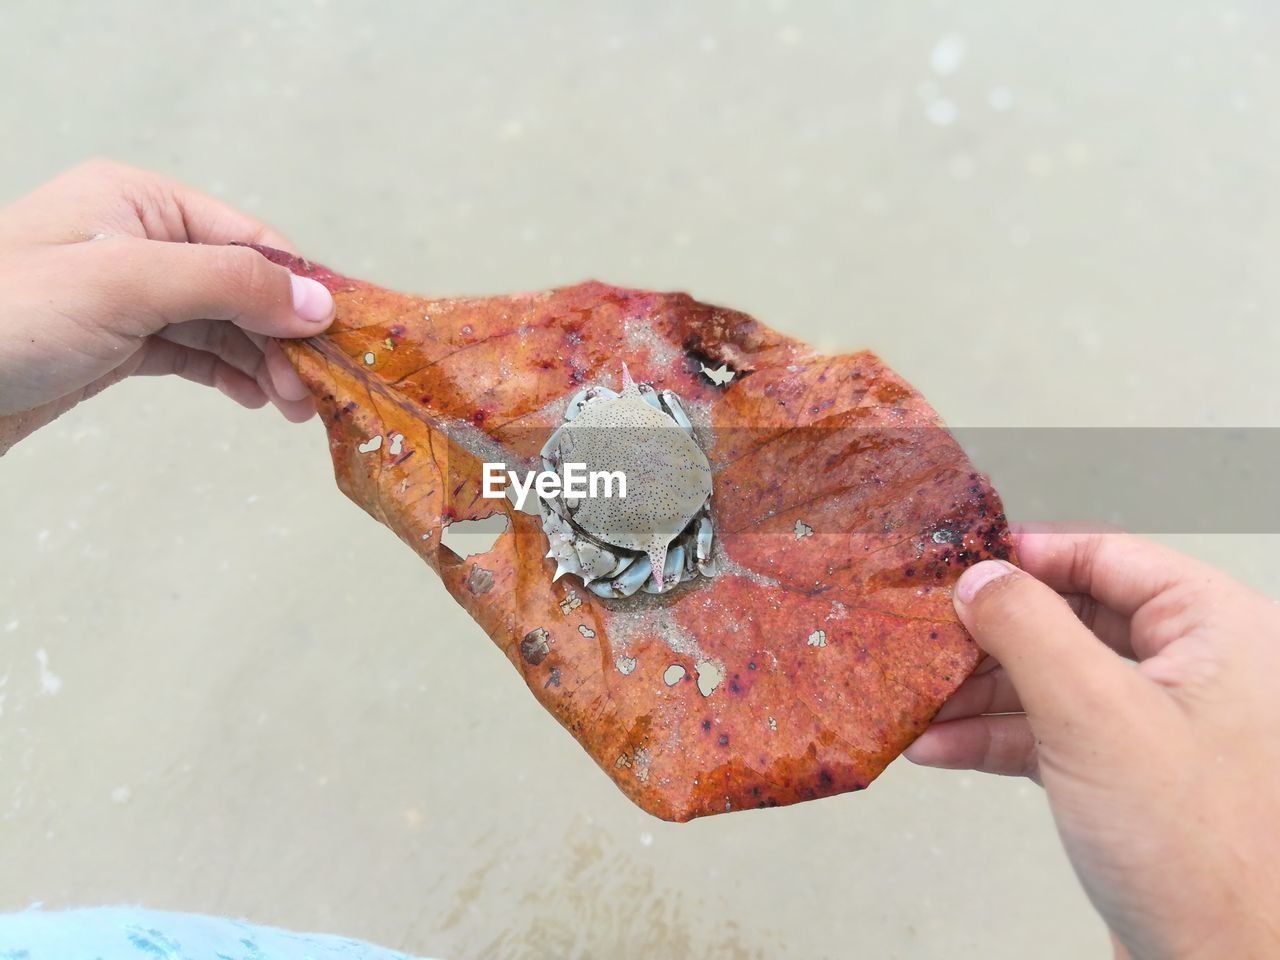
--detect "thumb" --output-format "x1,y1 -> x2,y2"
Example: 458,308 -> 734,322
954,560 -> 1155,735
96,236 -> 335,338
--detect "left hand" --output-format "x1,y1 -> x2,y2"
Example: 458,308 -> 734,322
0,159 -> 334,452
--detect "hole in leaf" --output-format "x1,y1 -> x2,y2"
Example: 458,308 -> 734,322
700,362 -> 737,386
440,513 -> 509,559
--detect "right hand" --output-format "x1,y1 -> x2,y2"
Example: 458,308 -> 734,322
906,528 -> 1280,959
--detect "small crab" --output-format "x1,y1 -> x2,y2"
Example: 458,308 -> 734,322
537,366 -> 715,598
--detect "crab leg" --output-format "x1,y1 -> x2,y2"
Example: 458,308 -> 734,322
637,383 -> 664,413
574,539 -> 620,584
614,556 -> 653,596
603,551 -> 633,580
660,390 -> 694,433
586,579 -> 618,599
694,514 -> 713,563
695,514 -> 715,576
587,553 -> 652,598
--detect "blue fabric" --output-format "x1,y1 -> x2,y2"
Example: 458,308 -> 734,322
0,907 -> 439,960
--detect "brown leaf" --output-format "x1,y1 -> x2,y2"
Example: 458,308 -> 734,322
258,246 -> 1015,821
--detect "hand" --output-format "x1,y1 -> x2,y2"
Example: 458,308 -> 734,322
906,528 -> 1280,958
0,159 -> 334,453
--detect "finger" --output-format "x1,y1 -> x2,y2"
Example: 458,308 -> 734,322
216,366 -> 270,409
98,237 -> 334,338
0,159 -> 292,251
162,321 -> 309,403
272,395 -> 316,422
954,561 -> 1164,735
1061,591 -> 1135,659
904,715 -> 1039,779
937,590 -> 1137,720
259,369 -> 316,423
133,338 -> 268,409
89,159 -> 297,250
1013,526 -> 1229,620
933,665 -> 1022,721
963,595 -> 1131,660
153,176 -> 296,251
157,320 -> 265,383
263,337 -> 311,402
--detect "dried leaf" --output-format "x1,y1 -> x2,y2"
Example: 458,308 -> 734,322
258,246 -> 1015,821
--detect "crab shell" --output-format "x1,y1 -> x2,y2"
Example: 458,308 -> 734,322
537,366 -> 715,598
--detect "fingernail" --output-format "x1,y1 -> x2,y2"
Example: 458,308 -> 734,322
955,559 -> 1017,604
290,275 -> 334,324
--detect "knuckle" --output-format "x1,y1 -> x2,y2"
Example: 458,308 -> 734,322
985,720 -> 1030,773
216,246 -> 286,313
1066,533 -> 1108,592
81,235 -> 150,291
